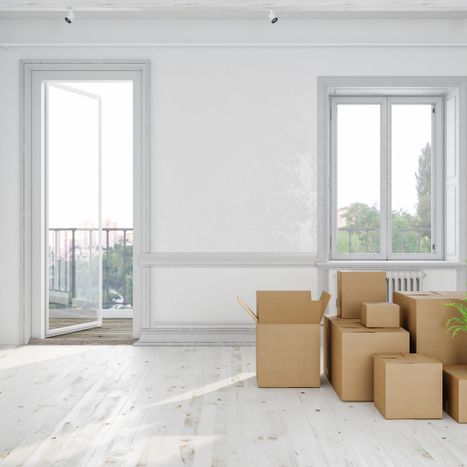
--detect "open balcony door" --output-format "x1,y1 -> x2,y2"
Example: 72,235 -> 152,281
45,82 -> 103,337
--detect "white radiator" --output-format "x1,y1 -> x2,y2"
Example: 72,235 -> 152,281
387,270 -> 425,301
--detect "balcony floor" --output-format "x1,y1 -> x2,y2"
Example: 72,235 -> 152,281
29,318 -> 134,345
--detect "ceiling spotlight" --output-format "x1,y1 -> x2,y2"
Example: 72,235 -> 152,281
268,9 -> 278,24
65,8 -> 75,24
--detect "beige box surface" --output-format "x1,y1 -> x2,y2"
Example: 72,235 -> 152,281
394,291 -> 467,365
324,315 -> 409,401
238,291 -> 330,388
361,302 -> 400,328
443,365 -> 467,423
337,271 -> 387,319
374,353 -> 442,419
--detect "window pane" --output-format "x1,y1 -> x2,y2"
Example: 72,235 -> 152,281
336,104 -> 381,254
391,105 -> 432,254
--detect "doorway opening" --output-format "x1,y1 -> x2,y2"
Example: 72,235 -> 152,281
40,81 -> 134,343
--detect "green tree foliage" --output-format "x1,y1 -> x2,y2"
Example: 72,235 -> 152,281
338,143 -> 432,254
416,143 -> 432,228
103,240 -> 133,307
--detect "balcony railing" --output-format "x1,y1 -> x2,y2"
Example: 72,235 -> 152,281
48,228 -> 133,308
337,227 -> 431,254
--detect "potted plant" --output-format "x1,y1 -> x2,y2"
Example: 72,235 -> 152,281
445,295 -> 467,337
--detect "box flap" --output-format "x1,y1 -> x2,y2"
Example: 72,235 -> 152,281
256,290 -> 329,324
395,291 -> 466,301
236,295 -> 258,323
444,365 -> 467,380
374,353 -> 440,365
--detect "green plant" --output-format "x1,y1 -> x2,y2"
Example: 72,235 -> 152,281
445,295 -> 467,337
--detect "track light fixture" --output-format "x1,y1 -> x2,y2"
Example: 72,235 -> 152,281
268,9 -> 278,24
65,8 -> 75,24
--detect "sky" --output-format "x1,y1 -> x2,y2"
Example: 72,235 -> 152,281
47,81 -> 133,228
337,103 -> 432,215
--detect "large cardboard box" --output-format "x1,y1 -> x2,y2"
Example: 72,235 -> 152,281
394,291 -> 467,365
238,291 -> 330,388
324,315 -> 409,401
337,271 -> 387,319
361,302 -> 400,328
374,353 -> 442,419
443,365 -> 467,423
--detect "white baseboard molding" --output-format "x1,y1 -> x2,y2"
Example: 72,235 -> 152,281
135,324 -> 256,346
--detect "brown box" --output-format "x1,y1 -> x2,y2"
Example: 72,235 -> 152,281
337,271 -> 387,319
443,365 -> 467,423
374,353 -> 442,419
394,291 -> 467,365
361,302 -> 400,328
238,291 -> 330,388
324,315 -> 409,401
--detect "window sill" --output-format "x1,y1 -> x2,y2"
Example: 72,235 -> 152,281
316,260 -> 467,270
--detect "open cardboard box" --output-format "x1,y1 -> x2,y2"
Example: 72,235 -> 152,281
238,290 -> 331,388
394,291 -> 467,365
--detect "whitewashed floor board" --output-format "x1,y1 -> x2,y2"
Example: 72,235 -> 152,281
0,345 -> 466,467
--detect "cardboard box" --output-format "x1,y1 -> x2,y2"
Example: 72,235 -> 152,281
361,302 -> 400,328
374,353 -> 442,419
324,315 -> 409,401
394,291 -> 467,365
238,290 -> 330,388
337,271 -> 387,319
443,365 -> 467,423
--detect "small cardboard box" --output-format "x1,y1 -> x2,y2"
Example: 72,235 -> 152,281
337,271 -> 387,319
324,315 -> 409,401
443,365 -> 467,423
374,353 -> 442,419
394,291 -> 467,365
361,302 -> 400,328
238,290 -> 330,388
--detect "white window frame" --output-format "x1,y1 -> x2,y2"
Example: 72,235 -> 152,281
330,94 -> 444,261
317,77 -> 467,300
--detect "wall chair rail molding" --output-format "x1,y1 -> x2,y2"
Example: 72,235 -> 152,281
138,252 -> 318,268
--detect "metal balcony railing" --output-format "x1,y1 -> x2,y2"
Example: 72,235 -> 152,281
337,227 -> 431,254
48,227 -> 133,308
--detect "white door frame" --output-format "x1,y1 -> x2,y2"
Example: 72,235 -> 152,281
21,60 -> 151,342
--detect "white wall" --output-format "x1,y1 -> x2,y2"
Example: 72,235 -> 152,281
1,17 -> 467,344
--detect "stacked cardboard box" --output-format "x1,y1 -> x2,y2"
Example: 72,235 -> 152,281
325,271 -> 411,401
374,353 -> 443,419
324,315 -> 409,401
394,291 -> 467,365
361,302 -> 400,328
443,365 -> 467,423
238,291 -> 330,388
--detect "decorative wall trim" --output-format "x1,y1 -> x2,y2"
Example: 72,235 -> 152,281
138,252 -> 318,268
7,43 -> 467,48
135,324 -> 256,346
316,261 -> 467,270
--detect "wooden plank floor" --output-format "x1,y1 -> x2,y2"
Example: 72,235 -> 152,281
29,319 -> 134,345
0,345 -> 466,467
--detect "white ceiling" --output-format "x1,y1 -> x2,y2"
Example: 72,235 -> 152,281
2,0 -> 467,15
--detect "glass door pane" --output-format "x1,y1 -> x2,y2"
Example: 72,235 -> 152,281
391,104 -> 433,254
335,103 -> 382,255
46,82 -> 102,336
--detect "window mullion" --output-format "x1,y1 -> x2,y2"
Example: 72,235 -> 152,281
381,98 -> 390,260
